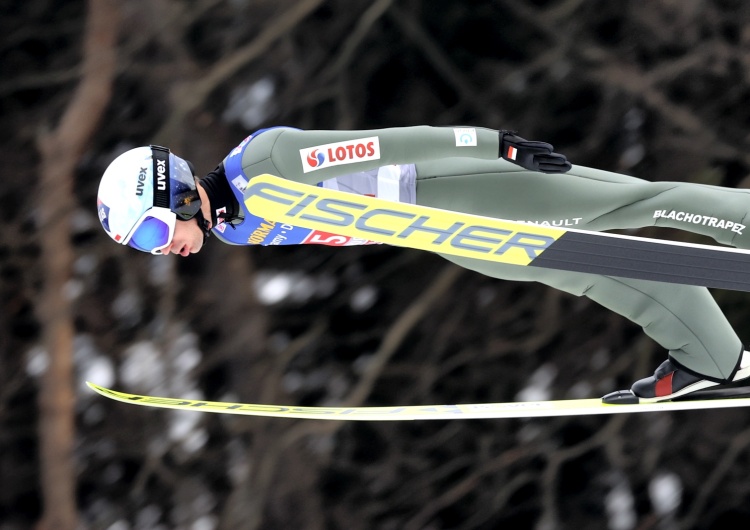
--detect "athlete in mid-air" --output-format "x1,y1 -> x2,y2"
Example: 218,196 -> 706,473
97,126 -> 750,404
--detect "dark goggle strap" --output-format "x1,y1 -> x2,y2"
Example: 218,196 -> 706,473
151,145 -> 203,221
150,145 -> 171,209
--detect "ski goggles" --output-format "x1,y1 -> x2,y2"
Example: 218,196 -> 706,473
123,206 -> 176,255
125,146 -> 203,254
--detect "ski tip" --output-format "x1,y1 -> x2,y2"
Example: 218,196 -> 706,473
601,390 -> 640,405
86,381 -> 107,395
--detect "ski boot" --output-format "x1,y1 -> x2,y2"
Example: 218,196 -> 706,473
602,351 -> 750,404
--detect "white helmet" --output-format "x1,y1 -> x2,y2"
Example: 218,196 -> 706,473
97,146 -> 202,253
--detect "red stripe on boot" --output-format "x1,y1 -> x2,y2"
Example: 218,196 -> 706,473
655,372 -> 675,397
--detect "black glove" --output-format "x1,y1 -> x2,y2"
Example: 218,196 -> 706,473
499,130 -> 572,173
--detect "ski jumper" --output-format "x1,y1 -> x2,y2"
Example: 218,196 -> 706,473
212,126 -> 749,381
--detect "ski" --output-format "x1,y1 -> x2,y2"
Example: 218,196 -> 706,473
87,382 -> 750,421
244,174 -> 750,292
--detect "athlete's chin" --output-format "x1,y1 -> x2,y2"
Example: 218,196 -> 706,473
186,242 -> 204,255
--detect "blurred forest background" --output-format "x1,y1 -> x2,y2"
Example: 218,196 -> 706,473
3,0 -> 750,529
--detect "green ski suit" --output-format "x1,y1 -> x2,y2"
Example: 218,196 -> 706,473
227,126 -> 748,380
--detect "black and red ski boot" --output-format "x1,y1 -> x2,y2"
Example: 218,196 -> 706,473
602,352 -> 750,404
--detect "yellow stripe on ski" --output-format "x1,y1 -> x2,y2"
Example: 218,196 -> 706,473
243,174 -> 565,266
87,382 -> 750,421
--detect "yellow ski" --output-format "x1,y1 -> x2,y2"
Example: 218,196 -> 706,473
87,382 -> 750,421
243,175 -> 750,292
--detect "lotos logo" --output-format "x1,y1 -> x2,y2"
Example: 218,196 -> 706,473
306,149 -> 325,168
300,137 -> 380,173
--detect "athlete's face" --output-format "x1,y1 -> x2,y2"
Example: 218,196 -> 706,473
161,218 -> 205,256
160,177 -> 212,257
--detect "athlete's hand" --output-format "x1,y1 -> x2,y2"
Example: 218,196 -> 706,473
499,130 -> 572,173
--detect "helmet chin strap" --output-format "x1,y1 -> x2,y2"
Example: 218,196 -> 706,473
183,160 -> 211,243
193,206 -> 212,243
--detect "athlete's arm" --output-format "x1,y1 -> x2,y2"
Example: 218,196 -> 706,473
239,126 -> 500,185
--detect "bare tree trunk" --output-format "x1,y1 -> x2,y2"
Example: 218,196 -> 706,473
35,1 -> 118,528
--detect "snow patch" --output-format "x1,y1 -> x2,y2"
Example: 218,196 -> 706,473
65,279 -> 84,300
222,77 -> 276,129
75,334 -> 115,392
350,285 -> 377,312
254,270 -> 336,305
254,271 -> 294,304
121,341 -> 165,390
74,254 -> 98,276
71,208 -> 97,233
25,345 -> 49,377
515,363 -> 557,402
649,471 -> 682,515
148,254 -> 174,286
111,289 -> 142,325
118,331 -> 207,454
135,505 -> 163,529
605,479 -> 636,530
567,381 -> 592,399
191,515 -> 218,530
105,520 -> 129,530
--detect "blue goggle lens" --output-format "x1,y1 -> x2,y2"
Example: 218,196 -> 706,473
127,216 -> 171,252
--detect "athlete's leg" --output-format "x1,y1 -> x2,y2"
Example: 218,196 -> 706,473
414,159 -> 750,248
438,255 -> 743,381
414,159 -> 746,382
